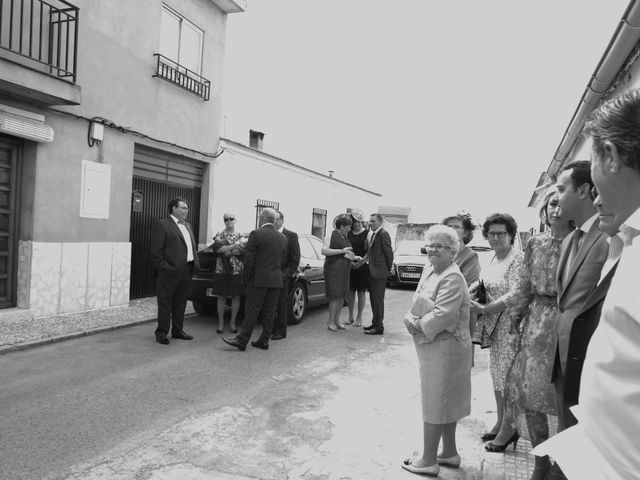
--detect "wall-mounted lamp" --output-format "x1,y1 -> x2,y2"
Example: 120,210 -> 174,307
88,121 -> 104,147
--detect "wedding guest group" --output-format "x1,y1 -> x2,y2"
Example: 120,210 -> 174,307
534,88 -> 640,480
221,207 -> 286,352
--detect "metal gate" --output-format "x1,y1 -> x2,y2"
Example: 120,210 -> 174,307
129,146 -> 203,299
0,136 -> 20,308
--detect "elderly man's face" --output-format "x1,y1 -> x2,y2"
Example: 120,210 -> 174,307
369,216 -> 381,231
274,213 -> 284,230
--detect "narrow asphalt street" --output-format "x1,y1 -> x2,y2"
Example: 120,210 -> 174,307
1,287 -> 503,480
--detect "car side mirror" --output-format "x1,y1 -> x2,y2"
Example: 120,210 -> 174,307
420,247 -> 427,254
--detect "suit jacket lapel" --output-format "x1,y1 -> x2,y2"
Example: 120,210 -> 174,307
580,259 -> 618,313
168,217 -> 189,248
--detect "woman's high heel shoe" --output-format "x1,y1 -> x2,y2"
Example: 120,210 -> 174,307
327,322 -> 338,332
335,322 -> 346,330
485,432 -> 519,452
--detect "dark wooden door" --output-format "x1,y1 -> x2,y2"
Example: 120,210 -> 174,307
0,136 -> 19,308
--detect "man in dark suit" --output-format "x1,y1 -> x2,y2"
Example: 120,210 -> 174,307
150,197 -> 200,345
547,162 -> 608,479
364,213 -> 394,335
222,207 -> 286,351
270,210 -> 301,340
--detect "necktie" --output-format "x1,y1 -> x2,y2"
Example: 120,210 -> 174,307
563,229 -> 583,285
570,229 -> 583,267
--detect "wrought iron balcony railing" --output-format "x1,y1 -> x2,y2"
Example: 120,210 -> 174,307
0,0 -> 79,82
153,53 -> 210,101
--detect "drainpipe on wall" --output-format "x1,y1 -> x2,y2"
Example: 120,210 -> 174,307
531,0 -> 640,206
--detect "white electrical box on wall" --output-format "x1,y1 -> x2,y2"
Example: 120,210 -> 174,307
80,160 -> 111,219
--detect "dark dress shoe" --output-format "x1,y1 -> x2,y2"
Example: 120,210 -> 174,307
155,335 -> 170,345
172,331 -> 193,340
364,328 -> 384,335
271,333 -> 286,340
222,336 -> 246,351
251,340 -> 269,350
363,324 -> 376,330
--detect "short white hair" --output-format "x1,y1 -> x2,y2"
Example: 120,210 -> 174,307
426,224 -> 460,256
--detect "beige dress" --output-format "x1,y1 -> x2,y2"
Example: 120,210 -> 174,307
409,262 -> 472,424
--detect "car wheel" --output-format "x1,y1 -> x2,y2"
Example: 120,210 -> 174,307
192,300 -> 215,316
287,281 -> 307,325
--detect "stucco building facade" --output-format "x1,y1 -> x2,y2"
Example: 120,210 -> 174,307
0,0 -> 246,319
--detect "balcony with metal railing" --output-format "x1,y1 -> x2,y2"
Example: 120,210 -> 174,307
153,53 -> 211,101
0,0 -> 81,105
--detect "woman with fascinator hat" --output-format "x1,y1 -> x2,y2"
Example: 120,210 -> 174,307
346,209 -> 370,327
321,214 -> 361,331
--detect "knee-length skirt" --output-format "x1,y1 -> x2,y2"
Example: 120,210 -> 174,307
416,335 -> 472,424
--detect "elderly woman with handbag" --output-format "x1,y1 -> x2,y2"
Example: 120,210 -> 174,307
470,213 -> 524,452
401,225 -> 472,477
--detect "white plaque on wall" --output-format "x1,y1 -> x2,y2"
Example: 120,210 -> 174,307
80,160 -> 111,219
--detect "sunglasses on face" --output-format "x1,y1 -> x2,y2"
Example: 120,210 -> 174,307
224,217 -> 235,222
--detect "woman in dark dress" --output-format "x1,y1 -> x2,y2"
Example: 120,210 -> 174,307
347,210 -> 369,327
321,214 -> 359,331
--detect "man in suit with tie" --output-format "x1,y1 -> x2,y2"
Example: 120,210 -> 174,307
270,210 -> 301,340
364,213 -> 394,335
547,161 -> 608,477
222,207 -> 286,351
150,197 -> 200,345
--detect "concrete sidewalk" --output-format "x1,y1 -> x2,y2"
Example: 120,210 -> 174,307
0,300 -> 536,479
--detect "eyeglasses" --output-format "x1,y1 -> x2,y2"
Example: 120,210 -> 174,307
487,231 -> 508,239
425,243 -> 448,251
224,217 -> 235,222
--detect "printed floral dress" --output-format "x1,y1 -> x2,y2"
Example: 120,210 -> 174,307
504,232 -> 564,445
481,246 -> 524,392
211,230 -> 247,297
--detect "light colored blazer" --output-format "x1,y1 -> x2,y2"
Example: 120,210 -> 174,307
554,220 -> 608,373
411,262 -> 470,344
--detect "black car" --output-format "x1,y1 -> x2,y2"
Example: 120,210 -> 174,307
189,233 -> 328,324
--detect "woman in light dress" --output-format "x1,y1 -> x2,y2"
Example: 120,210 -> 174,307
470,213 -> 524,452
401,225 -> 472,477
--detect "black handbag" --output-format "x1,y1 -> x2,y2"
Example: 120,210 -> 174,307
471,280 -> 492,349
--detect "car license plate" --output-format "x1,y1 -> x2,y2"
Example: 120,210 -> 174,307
206,288 -> 216,296
401,273 -> 421,279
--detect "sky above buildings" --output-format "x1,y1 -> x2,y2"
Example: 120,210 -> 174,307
221,0 -> 629,229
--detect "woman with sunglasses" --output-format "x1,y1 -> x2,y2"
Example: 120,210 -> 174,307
211,213 -> 248,334
470,213 -> 524,452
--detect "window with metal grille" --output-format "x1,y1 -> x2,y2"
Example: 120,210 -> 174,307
312,208 -> 327,239
255,199 -> 279,228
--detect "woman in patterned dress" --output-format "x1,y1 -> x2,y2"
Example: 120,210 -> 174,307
470,213 -> 524,452
321,214 -> 359,331
501,189 -> 571,479
211,213 -> 247,334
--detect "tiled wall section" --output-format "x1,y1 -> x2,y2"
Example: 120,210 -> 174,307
17,241 -> 131,318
